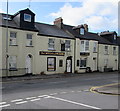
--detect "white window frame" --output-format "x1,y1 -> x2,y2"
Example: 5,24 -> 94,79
80,40 -> 89,52
93,42 -> 97,52
113,47 -> 116,55
24,14 -> 31,22
10,32 -> 17,46
114,34 -> 116,40
104,46 -> 108,55
80,28 -> 84,35
65,40 -> 71,51
48,38 -> 55,50
9,56 -> 17,69
26,34 -> 33,46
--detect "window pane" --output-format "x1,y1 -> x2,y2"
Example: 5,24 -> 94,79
80,59 -> 87,68
80,28 -> 84,35
9,56 -> 17,69
24,14 -> 31,22
48,39 -> 55,50
59,60 -> 63,67
10,32 -> 16,38
77,60 -> 79,66
65,40 -> 71,51
47,58 -> 56,71
93,42 -> 97,52
85,41 -> 89,51
27,34 -> 32,39
10,32 -> 17,45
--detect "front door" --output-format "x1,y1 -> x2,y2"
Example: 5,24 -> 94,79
26,55 -> 32,74
66,57 -> 72,73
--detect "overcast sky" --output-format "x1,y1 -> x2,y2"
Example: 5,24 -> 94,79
0,0 -> 119,35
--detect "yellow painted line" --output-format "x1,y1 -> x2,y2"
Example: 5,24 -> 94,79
90,83 -> 120,96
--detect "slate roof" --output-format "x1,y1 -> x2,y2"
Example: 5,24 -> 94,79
0,13 -> 74,39
63,24 -> 115,45
0,13 -> 37,31
35,22 -> 74,39
0,13 -> 18,28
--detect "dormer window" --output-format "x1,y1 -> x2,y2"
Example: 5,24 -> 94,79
114,34 -> 116,40
24,14 -> 31,22
80,28 -> 84,35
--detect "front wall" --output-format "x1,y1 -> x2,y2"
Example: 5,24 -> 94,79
1,27 -> 37,77
35,36 -> 75,74
75,39 -> 98,73
98,44 -> 118,72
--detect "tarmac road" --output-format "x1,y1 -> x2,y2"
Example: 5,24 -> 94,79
1,72 -> 119,110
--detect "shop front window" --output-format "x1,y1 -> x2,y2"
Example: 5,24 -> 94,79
47,57 -> 56,71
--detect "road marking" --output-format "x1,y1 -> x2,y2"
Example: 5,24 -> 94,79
49,93 -> 58,95
11,99 -> 23,102
38,95 -> 48,98
15,101 -> 28,105
26,97 -> 36,100
48,81 -> 67,84
60,92 -> 67,94
44,96 -> 51,99
30,98 -> 41,102
83,90 -> 89,92
90,82 -> 120,96
0,102 -> 6,105
0,104 -> 10,108
49,96 -> 101,110
77,91 -> 82,92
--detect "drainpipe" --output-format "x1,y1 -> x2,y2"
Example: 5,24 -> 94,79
97,43 -> 99,72
74,38 -> 76,73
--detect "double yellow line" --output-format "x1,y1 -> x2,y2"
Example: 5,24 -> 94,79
90,83 -> 120,96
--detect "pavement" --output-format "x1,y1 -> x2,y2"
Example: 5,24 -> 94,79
1,71 -> 120,95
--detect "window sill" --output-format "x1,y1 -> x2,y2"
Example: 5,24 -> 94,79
93,51 -> 97,53
80,67 -> 86,69
48,49 -> 56,51
26,46 -> 34,47
9,45 -> 18,46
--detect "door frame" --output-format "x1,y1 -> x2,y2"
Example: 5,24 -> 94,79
66,56 -> 72,73
26,54 -> 33,74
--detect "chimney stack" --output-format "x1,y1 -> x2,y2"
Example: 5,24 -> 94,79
83,24 -> 88,32
54,17 -> 63,29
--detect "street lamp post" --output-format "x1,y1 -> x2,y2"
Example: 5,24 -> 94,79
6,0 -> 9,77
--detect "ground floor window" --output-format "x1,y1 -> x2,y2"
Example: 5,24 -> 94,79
80,58 -> 87,68
9,56 -> 17,70
59,60 -> 63,67
47,57 -> 56,71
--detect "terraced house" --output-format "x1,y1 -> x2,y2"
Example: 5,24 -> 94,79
54,17 -> 119,73
0,8 -> 119,77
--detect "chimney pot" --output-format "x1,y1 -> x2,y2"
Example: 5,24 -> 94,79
54,17 -> 63,29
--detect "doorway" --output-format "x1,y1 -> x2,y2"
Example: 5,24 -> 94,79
26,54 -> 32,74
66,56 -> 72,73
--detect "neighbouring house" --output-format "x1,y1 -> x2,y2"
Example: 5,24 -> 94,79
117,37 -> 120,72
54,17 -> 119,73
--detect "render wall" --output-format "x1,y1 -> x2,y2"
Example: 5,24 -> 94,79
35,35 -> 75,74
98,44 -> 118,72
1,27 -> 37,77
75,38 -> 98,73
